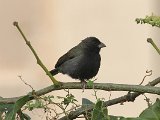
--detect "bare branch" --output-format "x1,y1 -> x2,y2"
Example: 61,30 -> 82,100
13,21 -> 59,85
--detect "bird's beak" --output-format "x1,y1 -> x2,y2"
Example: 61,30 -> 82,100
98,42 -> 106,48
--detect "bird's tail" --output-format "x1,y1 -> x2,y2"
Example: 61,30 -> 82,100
50,69 -> 59,76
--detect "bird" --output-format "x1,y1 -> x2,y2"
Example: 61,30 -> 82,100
50,37 -> 106,89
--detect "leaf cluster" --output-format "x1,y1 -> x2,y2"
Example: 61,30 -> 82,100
136,14 -> 160,27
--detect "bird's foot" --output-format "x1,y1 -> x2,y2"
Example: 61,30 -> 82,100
81,80 -> 87,92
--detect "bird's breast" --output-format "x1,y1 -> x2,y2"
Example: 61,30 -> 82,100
73,53 -> 101,80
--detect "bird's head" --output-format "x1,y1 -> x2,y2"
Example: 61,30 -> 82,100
80,37 -> 106,53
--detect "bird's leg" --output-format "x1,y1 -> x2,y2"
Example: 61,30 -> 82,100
81,80 -> 87,92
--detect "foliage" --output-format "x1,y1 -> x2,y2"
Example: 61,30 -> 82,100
111,99 -> 160,120
0,95 -> 30,120
1,96 -> 160,120
91,99 -> 109,120
136,14 -> 160,27
81,98 -> 160,120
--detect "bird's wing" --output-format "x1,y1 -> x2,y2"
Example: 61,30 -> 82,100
55,46 -> 81,68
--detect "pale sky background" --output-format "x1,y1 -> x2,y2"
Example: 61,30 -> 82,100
0,0 -> 160,119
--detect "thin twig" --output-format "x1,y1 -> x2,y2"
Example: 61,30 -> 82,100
143,94 -> 152,107
92,85 -> 98,100
18,75 -> 34,91
108,91 -> 112,101
139,70 -> 152,85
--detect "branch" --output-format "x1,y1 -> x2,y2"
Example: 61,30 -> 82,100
147,38 -> 160,55
0,77 -> 160,105
59,77 -> 160,120
13,21 -> 59,85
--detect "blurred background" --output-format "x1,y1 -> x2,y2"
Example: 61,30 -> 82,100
0,0 -> 159,119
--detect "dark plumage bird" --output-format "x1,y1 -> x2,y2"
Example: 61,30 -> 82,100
50,37 -> 106,84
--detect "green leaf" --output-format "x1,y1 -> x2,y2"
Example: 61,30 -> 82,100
34,100 -> 43,108
63,98 -> 70,105
91,99 -> 109,120
0,103 -> 14,119
82,98 -> 94,106
62,94 -> 77,105
5,95 -> 30,120
43,95 -> 54,103
81,98 -> 94,119
0,103 -> 14,112
109,99 -> 160,120
87,80 -> 94,87
139,98 -> 160,120
24,99 -> 44,111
